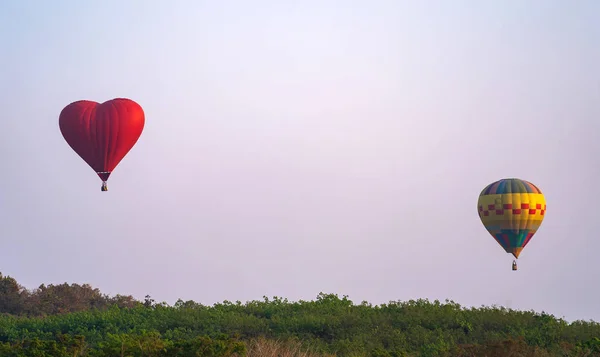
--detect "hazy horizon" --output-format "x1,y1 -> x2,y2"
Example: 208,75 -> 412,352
1,0 -> 599,322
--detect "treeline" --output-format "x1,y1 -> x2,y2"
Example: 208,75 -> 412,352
0,273 -> 137,316
1,273 -> 600,356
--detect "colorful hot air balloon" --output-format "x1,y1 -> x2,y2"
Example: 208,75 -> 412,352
477,178 -> 546,270
59,98 -> 145,191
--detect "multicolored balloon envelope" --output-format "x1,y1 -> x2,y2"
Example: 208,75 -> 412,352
59,98 -> 145,191
477,178 -> 546,261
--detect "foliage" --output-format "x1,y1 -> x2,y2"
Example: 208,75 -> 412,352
0,273 -> 599,356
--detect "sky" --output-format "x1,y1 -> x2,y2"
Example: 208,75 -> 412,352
1,0 -> 599,322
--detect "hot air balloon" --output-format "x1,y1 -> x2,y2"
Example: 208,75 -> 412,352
59,98 -> 145,191
477,178 -> 546,271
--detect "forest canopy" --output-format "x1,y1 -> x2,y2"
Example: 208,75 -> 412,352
0,272 -> 599,356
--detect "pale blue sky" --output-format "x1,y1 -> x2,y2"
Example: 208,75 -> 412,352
1,0 -> 599,322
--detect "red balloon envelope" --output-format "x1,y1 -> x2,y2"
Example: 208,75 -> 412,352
59,98 -> 145,191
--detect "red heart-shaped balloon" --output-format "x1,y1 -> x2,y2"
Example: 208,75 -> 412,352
59,98 -> 145,184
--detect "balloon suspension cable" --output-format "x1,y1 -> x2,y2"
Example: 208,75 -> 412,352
101,181 -> 108,192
